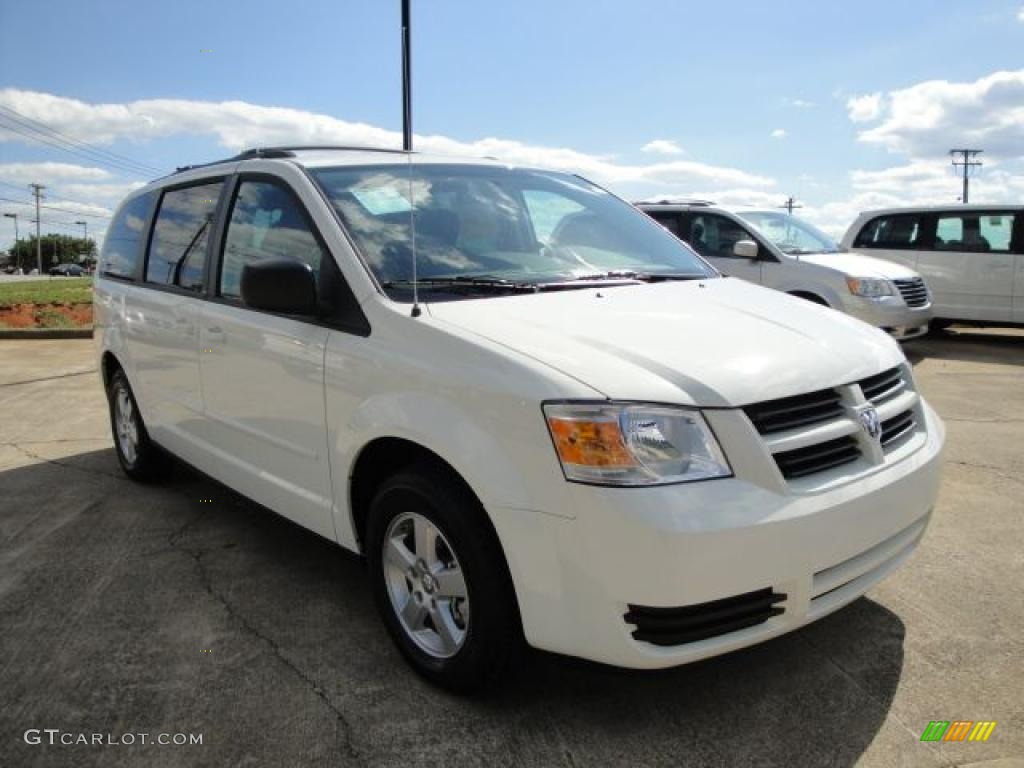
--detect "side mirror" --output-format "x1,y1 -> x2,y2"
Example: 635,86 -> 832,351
733,240 -> 759,259
241,258 -> 317,316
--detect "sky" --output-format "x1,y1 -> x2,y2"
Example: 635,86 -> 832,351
0,0 -> 1023,250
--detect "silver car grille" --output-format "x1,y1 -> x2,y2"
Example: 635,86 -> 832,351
893,277 -> 929,308
743,366 -> 921,483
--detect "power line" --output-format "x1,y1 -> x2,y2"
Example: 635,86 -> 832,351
949,149 -> 982,204
0,117 -> 156,180
0,195 -> 110,219
0,105 -> 165,177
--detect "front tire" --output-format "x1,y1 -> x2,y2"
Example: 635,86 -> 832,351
366,465 -> 520,693
106,369 -> 165,481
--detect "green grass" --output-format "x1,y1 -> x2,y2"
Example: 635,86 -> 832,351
0,277 -> 93,308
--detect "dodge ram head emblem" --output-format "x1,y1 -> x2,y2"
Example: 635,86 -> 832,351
859,406 -> 882,441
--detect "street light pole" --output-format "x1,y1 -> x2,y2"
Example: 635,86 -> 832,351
3,212 -> 17,269
75,220 -> 88,262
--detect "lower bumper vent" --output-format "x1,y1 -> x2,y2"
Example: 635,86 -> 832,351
625,588 -> 786,647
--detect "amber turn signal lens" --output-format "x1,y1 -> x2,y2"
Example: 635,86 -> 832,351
546,416 -> 637,467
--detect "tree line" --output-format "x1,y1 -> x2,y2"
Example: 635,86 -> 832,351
7,234 -> 97,271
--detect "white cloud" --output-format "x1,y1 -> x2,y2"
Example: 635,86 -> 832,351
786,98 -> 814,108
0,89 -> 773,191
641,139 -> 684,155
771,129 -> 787,139
0,162 -> 111,183
851,70 -> 1024,157
846,92 -> 884,122
1018,5 -> 1024,21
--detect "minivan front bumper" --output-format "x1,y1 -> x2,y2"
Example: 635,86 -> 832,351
843,296 -> 933,340
489,400 -> 944,669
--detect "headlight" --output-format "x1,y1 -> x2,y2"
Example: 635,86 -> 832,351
543,402 -> 731,486
846,276 -> 894,298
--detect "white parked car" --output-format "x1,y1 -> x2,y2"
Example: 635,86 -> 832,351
95,147 -> 945,692
637,201 -> 933,340
841,204 -> 1024,328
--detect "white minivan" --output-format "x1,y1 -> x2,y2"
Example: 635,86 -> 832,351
637,201 -> 934,340
841,205 -> 1024,328
95,147 -> 945,692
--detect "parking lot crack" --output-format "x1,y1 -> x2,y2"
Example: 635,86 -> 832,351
948,459 -> 1024,487
7,442 -> 125,481
167,515 -> 366,766
0,369 -> 97,388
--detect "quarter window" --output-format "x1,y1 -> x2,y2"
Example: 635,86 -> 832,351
146,182 -> 223,290
220,180 -> 324,300
935,212 -> 1015,253
645,211 -> 683,237
853,214 -> 922,249
100,192 -> 155,279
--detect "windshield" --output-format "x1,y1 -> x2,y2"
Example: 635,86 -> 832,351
310,163 -> 716,298
737,210 -> 841,255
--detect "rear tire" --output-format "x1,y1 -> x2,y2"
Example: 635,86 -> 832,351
366,464 -> 520,693
106,369 -> 165,481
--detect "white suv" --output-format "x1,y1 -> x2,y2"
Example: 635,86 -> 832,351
841,204 -> 1024,328
637,201 -> 934,340
95,147 -> 945,692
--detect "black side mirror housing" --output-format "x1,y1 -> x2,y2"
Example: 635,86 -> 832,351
240,258 -> 317,316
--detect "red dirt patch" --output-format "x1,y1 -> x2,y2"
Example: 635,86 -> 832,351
0,303 -> 93,329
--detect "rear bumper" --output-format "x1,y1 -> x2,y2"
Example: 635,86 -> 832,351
490,401 -> 945,669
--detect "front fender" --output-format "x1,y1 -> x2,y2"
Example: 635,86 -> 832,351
328,390 -> 574,551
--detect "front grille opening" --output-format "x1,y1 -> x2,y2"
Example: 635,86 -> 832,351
894,277 -> 929,308
625,588 -> 786,647
880,409 -> 916,447
859,367 -> 904,404
743,388 -> 843,435
774,435 -> 861,479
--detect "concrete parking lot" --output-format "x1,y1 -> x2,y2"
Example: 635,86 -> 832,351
1,333 -> 1022,768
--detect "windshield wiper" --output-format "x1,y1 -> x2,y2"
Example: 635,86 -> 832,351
381,276 -> 539,293
557,270 -> 708,283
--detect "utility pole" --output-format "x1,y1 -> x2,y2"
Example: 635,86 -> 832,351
29,183 -> 45,274
75,220 -> 88,261
779,196 -> 803,216
949,149 -> 982,203
3,212 -> 17,269
401,0 -> 413,151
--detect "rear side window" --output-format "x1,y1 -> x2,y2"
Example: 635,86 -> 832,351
99,193 -> 154,279
935,212 -> 1016,253
219,180 -> 324,299
853,214 -> 923,249
145,181 -> 223,290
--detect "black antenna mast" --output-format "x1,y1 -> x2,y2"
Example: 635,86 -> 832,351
402,0 -> 413,152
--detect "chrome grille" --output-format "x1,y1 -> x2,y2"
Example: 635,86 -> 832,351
894,277 -> 929,307
773,435 -> 861,478
858,367 -> 905,405
880,409 -> 916,447
743,389 -> 844,435
746,364 -> 923,483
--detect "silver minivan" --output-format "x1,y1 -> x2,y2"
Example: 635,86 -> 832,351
638,200 -> 934,339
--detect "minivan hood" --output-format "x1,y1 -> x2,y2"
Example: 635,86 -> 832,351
797,251 -> 920,279
427,278 -> 904,407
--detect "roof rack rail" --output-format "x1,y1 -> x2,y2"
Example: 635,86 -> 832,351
634,197 -> 716,207
172,144 -> 409,174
